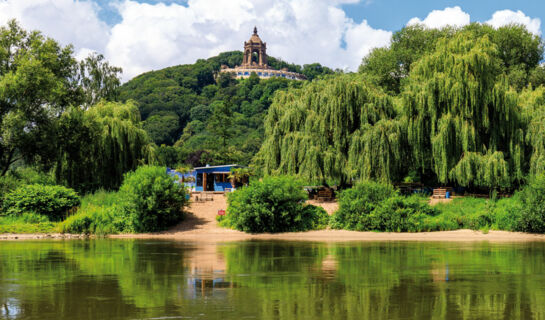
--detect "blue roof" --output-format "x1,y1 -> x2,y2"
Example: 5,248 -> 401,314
194,164 -> 241,173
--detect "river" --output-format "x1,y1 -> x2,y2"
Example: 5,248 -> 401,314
1,240 -> 545,319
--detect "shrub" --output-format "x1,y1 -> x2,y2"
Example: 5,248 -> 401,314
0,174 -> 19,209
2,184 -> 80,221
516,175 -> 545,233
118,166 -> 188,233
491,196 -> 522,231
369,195 -> 438,232
331,181 -> 395,230
60,204 -> 125,235
222,176 -> 327,233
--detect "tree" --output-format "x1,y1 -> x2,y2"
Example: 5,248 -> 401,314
77,52 -> 123,108
207,101 -> 234,149
55,101 -> 155,192
360,23 -> 544,94
404,32 -> 524,189
0,20 -> 80,176
258,74 -> 398,186
360,24 -> 454,93
143,111 -> 180,145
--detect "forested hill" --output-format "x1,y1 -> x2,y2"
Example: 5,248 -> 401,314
118,51 -> 335,167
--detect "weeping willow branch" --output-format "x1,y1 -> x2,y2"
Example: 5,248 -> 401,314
56,100 -> 155,192
404,32 -> 525,188
258,74 -> 399,185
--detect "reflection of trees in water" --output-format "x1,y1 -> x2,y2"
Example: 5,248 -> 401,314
2,241 -> 545,319
217,241 -> 545,320
0,240 -> 190,319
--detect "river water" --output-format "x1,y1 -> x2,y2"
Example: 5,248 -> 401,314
1,240 -> 545,319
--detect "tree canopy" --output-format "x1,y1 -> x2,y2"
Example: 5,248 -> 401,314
260,24 -> 545,190
119,52 -> 334,167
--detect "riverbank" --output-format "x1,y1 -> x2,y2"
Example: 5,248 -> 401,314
3,194 -> 545,242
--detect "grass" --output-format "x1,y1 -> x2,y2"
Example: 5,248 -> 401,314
0,213 -> 58,234
429,197 -> 521,231
0,190 -> 123,235
58,190 -> 125,235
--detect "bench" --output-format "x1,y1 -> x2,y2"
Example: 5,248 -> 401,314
317,189 -> 334,202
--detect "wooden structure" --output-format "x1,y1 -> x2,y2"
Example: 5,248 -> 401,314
317,189 -> 335,202
432,187 -> 454,199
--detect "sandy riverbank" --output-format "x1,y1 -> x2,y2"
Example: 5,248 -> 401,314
110,194 -> 545,243
3,194 -> 545,242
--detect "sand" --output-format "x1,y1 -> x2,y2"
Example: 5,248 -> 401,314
3,194 -> 545,242
109,193 -> 545,243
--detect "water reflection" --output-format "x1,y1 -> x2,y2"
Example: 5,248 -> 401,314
1,240 -> 545,319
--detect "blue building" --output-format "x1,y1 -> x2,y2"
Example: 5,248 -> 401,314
167,164 -> 243,192
194,164 -> 242,192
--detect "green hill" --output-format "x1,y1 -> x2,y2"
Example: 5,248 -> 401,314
118,51 -> 334,166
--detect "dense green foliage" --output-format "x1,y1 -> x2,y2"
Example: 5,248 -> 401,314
259,73 -> 405,185
221,176 -> 329,233
55,101 -> 155,192
260,24 -> 545,190
331,181 -> 439,231
59,190 -> 125,235
60,166 -> 188,234
360,24 -> 544,94
0,20 -> 124,177
119,52 -> 333,167
516,175 -> 545,233
330,177 -> 545,233
2,184 -> 80,221
119,165 -> 188,232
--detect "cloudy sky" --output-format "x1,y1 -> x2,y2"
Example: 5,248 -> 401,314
1,0 -> 542,81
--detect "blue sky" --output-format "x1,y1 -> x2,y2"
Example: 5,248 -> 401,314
1,0 -> 542,80
343,0 -> 545,35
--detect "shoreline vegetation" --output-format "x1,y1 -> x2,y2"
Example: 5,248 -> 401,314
3,190 -> 545,242
4,21 -> 545,242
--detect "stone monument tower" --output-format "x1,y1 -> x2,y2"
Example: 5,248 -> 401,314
220,27 -> 306,80
242,27 -> 268,68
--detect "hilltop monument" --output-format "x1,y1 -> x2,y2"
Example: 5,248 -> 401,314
221,27 -> 306,80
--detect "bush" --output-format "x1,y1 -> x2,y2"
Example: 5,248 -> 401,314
331,181 -> 395,230
0,167 -> 55,210
222,176 -> 328,233
2,184 -> 80,221
118,166 -> 188,233
60,204 -> 125,235
491,196 -> 522,231
369,195 -> 438,232
516,175 -> 545,233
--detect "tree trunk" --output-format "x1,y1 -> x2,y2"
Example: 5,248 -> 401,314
0,149 -> 15,177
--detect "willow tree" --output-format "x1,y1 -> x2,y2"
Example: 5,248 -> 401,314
56,101 -> 155,192
519,87 -> 545,176
403,32 -> 525,189
258,74 -> 400,185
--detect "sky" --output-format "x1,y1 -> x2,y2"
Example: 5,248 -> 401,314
1,0 -> 543,81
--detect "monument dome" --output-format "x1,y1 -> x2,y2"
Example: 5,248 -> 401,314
220,27 -> 306,81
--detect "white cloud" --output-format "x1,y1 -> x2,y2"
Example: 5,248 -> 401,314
8,1 -> 540,82
486,10 -> 541,35
0,0 -> 110,58
407,6 -> 470,29
106,0 -> 392,79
